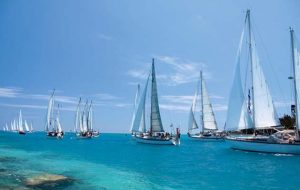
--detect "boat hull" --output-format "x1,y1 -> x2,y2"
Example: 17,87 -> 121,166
189,135 -> 224,141
133,136 -> 180,146
226,137 -> 300,155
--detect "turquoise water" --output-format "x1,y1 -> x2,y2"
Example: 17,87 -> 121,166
0,132 -> 300,190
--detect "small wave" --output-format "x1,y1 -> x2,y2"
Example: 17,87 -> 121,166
274,153 -> 294,157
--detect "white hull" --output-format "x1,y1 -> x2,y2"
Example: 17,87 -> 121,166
133,136 -> 180,146
189,135 -> 224,141
226,137 -> 300,155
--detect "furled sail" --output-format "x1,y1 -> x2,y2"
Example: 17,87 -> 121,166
150,60 -> 164,133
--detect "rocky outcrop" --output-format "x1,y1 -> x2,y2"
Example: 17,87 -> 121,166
24,174 -> 74,189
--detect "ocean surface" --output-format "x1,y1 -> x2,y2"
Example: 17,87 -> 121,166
0,132 -> 300,190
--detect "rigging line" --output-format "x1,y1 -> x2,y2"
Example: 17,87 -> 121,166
252,18 -> 289,114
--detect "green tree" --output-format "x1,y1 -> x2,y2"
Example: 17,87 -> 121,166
279,115 -> 295,129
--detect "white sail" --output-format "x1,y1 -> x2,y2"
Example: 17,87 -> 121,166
225,27 -> 253,131
87,102 -> 93,131
75,98 -> 81,132
45,91 -> 55,131
130,84 -> 140,132
89,102 -> 93,131
150,61 -> 164,133
249,29 -> 279,128
201,73 -> 218,131
24,120 -> 30,132
188,80 -> 200,131
56,105 -> 62,133
18,110 -> 24,132
30,123 -> 33,132
131,75 -> 150,132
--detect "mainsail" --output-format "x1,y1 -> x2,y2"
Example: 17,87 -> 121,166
247,11 -> 278,128
201,72 -> 218,131
45,90 -> 55,131
18,110 -> 24,132
150,59 -> 164,133
189,72 -> 218,132
226,10 -> 278,131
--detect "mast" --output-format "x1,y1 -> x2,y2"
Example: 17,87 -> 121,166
247,10 -> 256,129
290,27 -> 300,140
200,71 -> 204,133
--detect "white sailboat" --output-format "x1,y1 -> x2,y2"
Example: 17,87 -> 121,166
225,10 -> 300,154
18,110 -> 26,135
187,71 -> 223,141
24,120 -> 30,132
75,98 -> 99,139
131,58 -> 180,145
45,90 -> 64,138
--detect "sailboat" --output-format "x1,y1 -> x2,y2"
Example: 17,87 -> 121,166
187,71 -> 223,141
225,10 -> 300,154
18,110 -> 26,135
75,98 -> 99,138
45,90 -> 64,139
130,58 -> 180,145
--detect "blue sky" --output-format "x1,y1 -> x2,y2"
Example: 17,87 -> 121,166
0,0 -> 299,133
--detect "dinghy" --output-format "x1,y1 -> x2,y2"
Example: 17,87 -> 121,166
130,59 -> 180,146
45,90 -> 64,139
225,10 -> 300,154
187,71 -> 223,141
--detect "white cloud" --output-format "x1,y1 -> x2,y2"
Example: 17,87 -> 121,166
0,103 -> 46,110
0,87 -> 22,98
93,93 -> 120,100
127,55 -> 210,86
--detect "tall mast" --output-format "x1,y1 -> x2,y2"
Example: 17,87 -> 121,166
290,27 -> 300,140
247,9 -> 256,129
150,58 -> 154,135
200,71 -> 204,133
